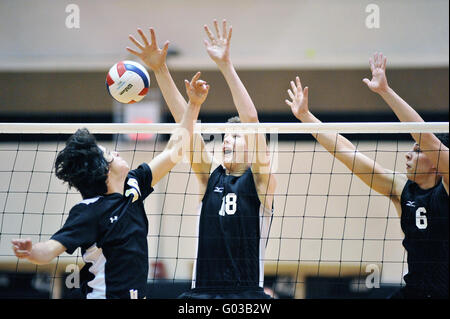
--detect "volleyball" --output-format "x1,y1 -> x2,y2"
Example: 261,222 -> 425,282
106,60 -> 150,104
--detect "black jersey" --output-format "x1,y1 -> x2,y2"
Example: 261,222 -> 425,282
400,179 -> 449,298
192,165 -> 273,293
51,163 -> 153,299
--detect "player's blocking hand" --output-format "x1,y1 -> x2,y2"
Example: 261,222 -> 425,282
203,19 -> 232,66
285,76 -> 309,120
11,238 -> 32,259
363,52 -> 389,94
127,27 -> 169,72
185,72 -> 210,106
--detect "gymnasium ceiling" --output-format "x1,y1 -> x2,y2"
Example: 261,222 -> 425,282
0,0 -> 448,71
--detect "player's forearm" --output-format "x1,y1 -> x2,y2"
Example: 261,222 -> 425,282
179,102 -> 201,138
379,87 -> 423,123
296,111 -> 357,157
297,111 -> 398,194
165,102 -> 200,158
27,242 -> 58,265
379,87 -> 438,147
150,104 -> 201,186
218,62 -> 258,122
153,64 -> 187,123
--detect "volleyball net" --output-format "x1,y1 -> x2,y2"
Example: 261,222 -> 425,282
0,122 -> 448,299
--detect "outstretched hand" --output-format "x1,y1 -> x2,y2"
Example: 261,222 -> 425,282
203,19 -> 232,66
12,238 -> 32,259
363,52 -> 389,94
127,28 -> 169,71
285,76 -> 309,120
185,72 -> 210,106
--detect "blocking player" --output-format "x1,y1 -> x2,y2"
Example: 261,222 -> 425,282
127,20 -> 276,298
11,73 -> 209,299
285,53 -> 448,299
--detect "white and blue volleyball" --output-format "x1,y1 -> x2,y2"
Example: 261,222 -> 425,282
106,60 -> 150,104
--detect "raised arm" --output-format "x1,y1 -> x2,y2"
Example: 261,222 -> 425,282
363,52 -> 449,190
204,20 -> 275,207
127,28 -> 186,122
148,73 -> 209,187
203,20 -> 257,122
127,28 -> 215,191
286,76 -> 407,208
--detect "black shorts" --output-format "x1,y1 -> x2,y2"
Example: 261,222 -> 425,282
178,287 -> 272,299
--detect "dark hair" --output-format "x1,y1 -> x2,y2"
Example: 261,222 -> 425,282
221,116 -> 241,140
435,133 -> 449,148
225,115 -> 270,145
54,128 -> 109,199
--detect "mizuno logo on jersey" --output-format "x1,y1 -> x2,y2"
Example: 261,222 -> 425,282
406,201 -> 416,207
110,216 -> 118,223
214,187 -> 224,193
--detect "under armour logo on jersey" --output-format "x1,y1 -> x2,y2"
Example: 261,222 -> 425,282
406,201 -> 416,207
110,216 -> 118,223
214,187 -> 224,193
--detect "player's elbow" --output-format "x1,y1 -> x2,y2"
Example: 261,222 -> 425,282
30,258 -> 52,266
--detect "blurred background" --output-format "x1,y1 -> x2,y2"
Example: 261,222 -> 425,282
0,0 -> 448,123
0,0 -> 448,299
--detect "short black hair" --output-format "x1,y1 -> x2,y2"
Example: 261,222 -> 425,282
54,128 -> 109,199
435,133 -> 449,148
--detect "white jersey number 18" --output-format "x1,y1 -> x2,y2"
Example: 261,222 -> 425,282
219,193 -> 237,216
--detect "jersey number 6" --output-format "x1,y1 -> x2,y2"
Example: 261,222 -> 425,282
415,207 -> 428,230
219,193 -> 237,216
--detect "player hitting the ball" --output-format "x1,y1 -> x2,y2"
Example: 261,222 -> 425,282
127,19 -> 276,299
285,52 -> 448,299
12,73 -> 209,299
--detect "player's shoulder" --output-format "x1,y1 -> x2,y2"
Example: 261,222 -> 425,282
79,196 -> 102,206
127,162 -> 151,178
442,178 -> 449,196
392,172 -> 408,192
64,196 -> 104,224
402,178 -> 448,199
71,196 -> 102,212
207,164 -> 225,180
126,162 -> 155,200
72,194 -> 121,214
433,179 -> 449,199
